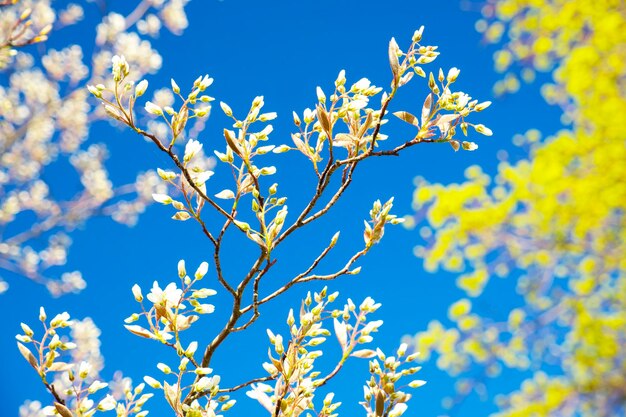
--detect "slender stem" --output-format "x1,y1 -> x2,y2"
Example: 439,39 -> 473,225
217,375 -> 275,394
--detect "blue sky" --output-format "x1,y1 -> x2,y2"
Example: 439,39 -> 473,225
0,1 -> 562,416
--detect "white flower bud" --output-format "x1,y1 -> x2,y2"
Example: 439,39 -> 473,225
143,376 -> 162,389
220,102 -> 233,117
171,78 -> 180,94
145,101 -> 163,116
446,67 -> 460,83
473,124 -> 493,136
462,141 -> 479,151
178,260 -> 186,278
135,80 -> 148,97
87,85 -> 102,98
195,262 -> 209,280
131,284 -> 143,302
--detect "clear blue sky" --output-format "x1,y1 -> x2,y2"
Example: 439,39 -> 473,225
0,1 -> 561,416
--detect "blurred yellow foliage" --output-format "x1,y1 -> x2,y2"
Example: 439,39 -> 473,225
408,0 -> 626,415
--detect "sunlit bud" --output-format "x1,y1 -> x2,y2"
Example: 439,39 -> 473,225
414,66 -> 426,78
474,101 -> 492,111
185,341 -> 198,356
353,78 -> 371,92
428,72 -> 436,90
335,69 -> 346,87
132,284 -> 143,302
104,104 -> 125,122
50,312 -> 71,327
145,101 -> 163,116
252,96 -> 264,108
286,309 -> 295,327
273,144 -> 291,153
213,150 -> 229,163
292,111 -> 301,126
320,286 -> 328,298
220,102 -> 233,117
397,343 -> 408,357
195,262 -> 209,280
97,395 -> 117,411
111,55 -> 129,81
260,166 -> 276,176
88,381 -> 108,394
171,78 -> 180,94
462,141 -> 479,151
193,105 -> 209,119
408,380 -> 427,388
316,86 -> 326,104
274,334 -> 284,355
16,334 -> 31,343
124,313 -> 139,323
152,194 -> 172,204
179,357 -> 189,371
389,403 -> 408,417
184,138 -> 203,162
438,68 -> 444,82
157,168 -> 176,181
87,85 -> 102,98
144,376 -> 162,389
406,352 -> 420,362
42,406 -> 58,416
234,220 -> 250,232
447,67 -> 460,83
131,384 -> 144,396
259,112 -> 277,122
214,189 -> 235,199
78,361 -> 92,379
221,399 -> 237,411
135,79 -> 148,97
474,124 -> 493,136
412,26 -> 424,42
350,266 -> 362,275
192,288 -> 217,299
198,75 -> 213,90
303,108 -> 316,124
172,210 -> 191,221
20,323 -> 34,337
194,377 -> 212,392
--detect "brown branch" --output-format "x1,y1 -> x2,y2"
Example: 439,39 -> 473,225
217,375 -> 275,394
233,259 -> 276,332
135,129 -> 236,223
213,215 -> 237,296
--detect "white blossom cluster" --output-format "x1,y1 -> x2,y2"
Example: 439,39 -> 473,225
0,0 -> 192,295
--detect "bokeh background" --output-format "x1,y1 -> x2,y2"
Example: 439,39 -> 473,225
1,1 -> 578,416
